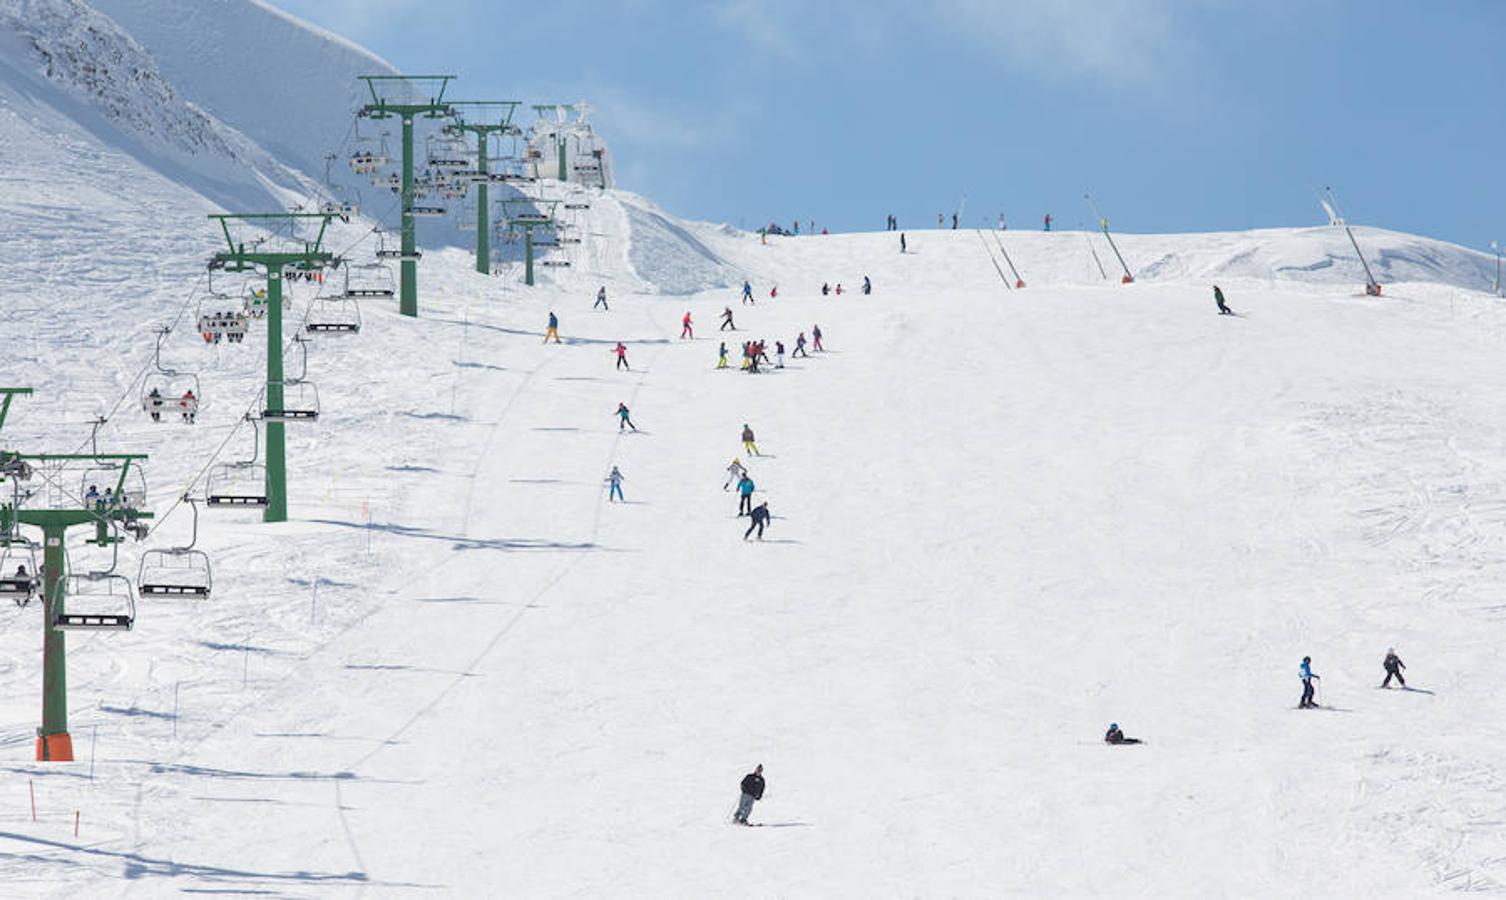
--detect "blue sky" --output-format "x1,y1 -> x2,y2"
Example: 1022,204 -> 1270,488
271,0 -> 1504,248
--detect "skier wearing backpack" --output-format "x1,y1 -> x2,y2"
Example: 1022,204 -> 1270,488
1381,648 -> 1406,688
1299,656 -> 1320,708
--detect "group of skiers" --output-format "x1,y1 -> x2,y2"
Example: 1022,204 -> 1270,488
714,326 -> 822,373
727,431 -> 772,540
819,276 -> 871,297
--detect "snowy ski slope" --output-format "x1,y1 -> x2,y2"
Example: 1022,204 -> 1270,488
6,3 -> 1506,895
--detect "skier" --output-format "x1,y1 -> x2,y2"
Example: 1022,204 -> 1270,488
775,340 -> 785,369
951,212 -> 958,230
746,340 -> 762,374
607,465 -> 625,502
793,332 -> 808,358
1104,723 -> 1142,745
862,275 -> 872,295
1381,648 -> 1407,688
741,280 -> 754,305
1213,285 -> 1233,315
180,389 -> 197,424
741,423 -> 759,456
769,285 -> 778,299
821,282 -> 830,296
1298,656 -> 1320,708
900,232 -> 907,253
543,311 -> 561,343
681,311 -> 694,339
812,324 -> 824,352
716,341 -> 730,369
146,387 -> 163,422
834,283 -> 843,296
720,307 -> 736,331
744,501 -> 771,540
733,764 -> 765,825
594,286 -> 609,310
1044,214 -> 1052,232
736,473 -> 756,516
615,402 -> 637,432
613,341 -> 630,370
937,213 -> 944,227
724,457 -> 746,491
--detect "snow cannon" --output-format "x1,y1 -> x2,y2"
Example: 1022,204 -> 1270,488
1365,282 -> 1383,297
1015,279 -> 1025,289
1121,274 -> 1135,285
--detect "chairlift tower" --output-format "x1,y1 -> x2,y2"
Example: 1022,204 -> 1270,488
1,388 -> 152,762
499,198 -> 561,287
208,213 -> 338,523
358,75 -> 457,317
448,101 -> 522,275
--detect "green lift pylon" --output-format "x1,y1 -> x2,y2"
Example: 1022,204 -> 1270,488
208,213 -> 338,523
358,75 -> 456,316
2,388 -> 151,762
499,198 -> 560,287
448,101 -> 522,275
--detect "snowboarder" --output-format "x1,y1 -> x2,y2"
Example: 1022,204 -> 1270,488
741,423 -> 759,456
1381,648 -> 1406,688
744,501 -> 771,540
900,232 -> 907,253
180,389 -> 197,424
724,458 -> 746,491
594,286 -> 609,310
1214,285 -> 1233,315
1299,656 -> 1320,708
720,307 -> 736,331
734,765 -> 765,825
681,311 -> 694,339
146,387 -> 163,422
793,332 -> 808,358
741,280 -> 754,305
736,474 -> 756,516
862,275 -> 871,295
716,341 -> 730,369
1104,723 -> 1142,745
775,340 -> 785,368
613,341 -> 630,370
821,282 -> 830,296
607,465 -> 625,502
812,324 -> 824,352
615,402 -> 637,432
543,311 -> 561,343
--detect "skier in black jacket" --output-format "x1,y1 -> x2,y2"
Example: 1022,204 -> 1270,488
1381,648 -> 1406,688
1214,285 -> 1233,315
734,764 -> 765,825
1104,723 -> 1142,745
744,502 -> 771,540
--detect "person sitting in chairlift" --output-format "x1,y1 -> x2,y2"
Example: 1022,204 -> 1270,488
147,387 -> 164,422
180,389 -> 197,424
84,485 -> 100,507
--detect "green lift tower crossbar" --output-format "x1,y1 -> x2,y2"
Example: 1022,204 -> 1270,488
448,101 -> 522,275
358,75 -> 456,316
208,212 -> 337,523
2,389 -> 152,761
499,198 -> 561,287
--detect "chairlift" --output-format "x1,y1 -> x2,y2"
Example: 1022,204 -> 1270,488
374,232 -> 421,262
203,418 -> 267,508
306,296 -> 362,335
141,328 -> 201,424
261,381 -> 319,423
564,202 -> 591,210
243,283 -> 290,320
80,465 -> 146,514
197,283 -> 248,345
56,573 -> 135,631
0,537 -> 39,606
540,260 -> 572,268
410,205 -> 447,218
138,497 -> 212,599
345,262 -> 395,298
373,173 -> 402,190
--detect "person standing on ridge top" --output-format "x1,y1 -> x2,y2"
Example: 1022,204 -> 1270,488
543,310 -> 561,343
742,280 -> 754,305
1298,655 -> 1320,708
1381,648 -> 1407,688
900,232 -> 907,253
720,306 -> 737,331
744,501 -> 771,540
607,465 -> 625,502
1044,214 -> 1052,231
733,764 -> 765,825
613,341 -> 630,370
1214,285 -> 1233,315
681,311 -> 694,339
952,212 -> 958,229
616,402 -> 637,432
594,286 -> 609,310
736,473 -> 756,516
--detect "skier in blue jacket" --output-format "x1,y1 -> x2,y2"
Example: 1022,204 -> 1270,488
736,474 -> 756,516
1299,656 -> 1320,708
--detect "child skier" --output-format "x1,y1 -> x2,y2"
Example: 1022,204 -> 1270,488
544,311 -> 561,343
594,286 -> 609,310
616,402 -> 637,432
1381,648 -> 1406,688
775,340 -> 785,368
741,280 -> 754,305
613,342 -> 630,370
812,324 -> 824,352
607,465 -> 625,502
793,332 -> 808,358
744,501 -> 771,540
1299,656 -> 1320,708
716,342 -> 730,369
720,307 -> 736,331
681,311 -> 694,339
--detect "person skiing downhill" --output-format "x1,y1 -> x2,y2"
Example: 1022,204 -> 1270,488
736,474 -> 756,516
613,342 -> 630,370
900,232 -> 907,253
733,765 -> 765,825
741,423 -> 759,456
862,275 -> 872,295
775,340 -> 785,368
793,332 -> 808,358
720,307 -> 736,331
744,501 -> 771,540
544,311 -> 561,343
1299,656 -> 1320,708
821,282 -> 830,296
1214,285 -> 1233,315
741,280 -> 754,305
616,402 -> 637,432
724,458 -> 747,490
607,465 -> 625,502
594,286 -> 609,310
1104,723 -> 1142,745
1381,648 -> 1406,688
812,324 -> 824,352
769,285 -> 778,299
716,341 -> 730,369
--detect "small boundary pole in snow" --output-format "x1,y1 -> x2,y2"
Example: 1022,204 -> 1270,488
74,810 -> 79,838
172,682 -> 180,739
242,643 -> 250,687
311,575 -> 320,625
30,780 -> 36,822
88,725 -> 97,781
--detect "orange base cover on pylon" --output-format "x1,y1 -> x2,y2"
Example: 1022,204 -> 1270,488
36,733 -> 74,762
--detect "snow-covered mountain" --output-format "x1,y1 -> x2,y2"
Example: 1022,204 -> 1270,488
4,2 -> 1506,896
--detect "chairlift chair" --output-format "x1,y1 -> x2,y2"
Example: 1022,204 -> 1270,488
56,573 -> 135,631
205,462 -> 268,508
306,296 -> 362,335
410,206 -> 447,218
0,538 -> 39,605
137,497 -> 212,598
261,381 -> 320,423
141,328 -> 202,423
344,262 -> 395,298
80,465 -> 146,514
